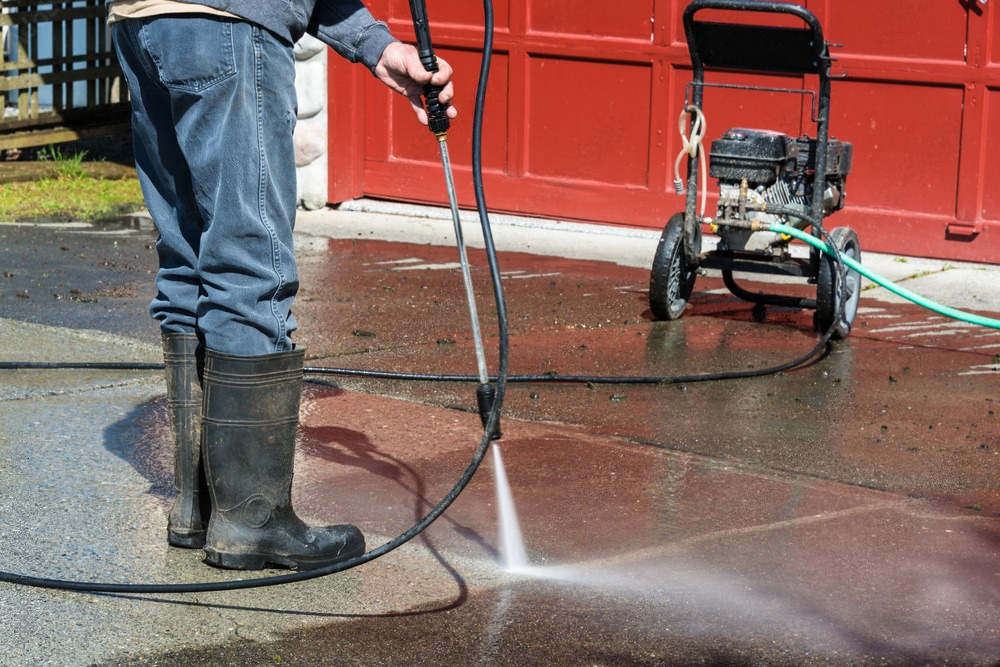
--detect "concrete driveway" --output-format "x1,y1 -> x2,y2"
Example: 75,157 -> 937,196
1,207 -> 998,666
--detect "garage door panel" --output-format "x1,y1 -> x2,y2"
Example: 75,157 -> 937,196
386,0 -> 510,31
528,0 -> 654,41
382,47 -> 509,173
443,49 -> 510,174
991,3 -> 1000,65
979,88 -> 1000,220
824,0 -> 968,62
378,84 -> 434,166
526,57 -> 652,186
834,81 -> 963,215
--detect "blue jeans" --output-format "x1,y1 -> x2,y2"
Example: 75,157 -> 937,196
112,15 -> 299,355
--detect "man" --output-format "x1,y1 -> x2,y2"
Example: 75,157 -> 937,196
107,0 -> 455,571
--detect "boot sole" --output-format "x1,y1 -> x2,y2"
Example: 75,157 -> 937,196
203,541 -> 366,571
168,528 -> 207,549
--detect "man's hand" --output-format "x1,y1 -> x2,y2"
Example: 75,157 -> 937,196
374,41 -> 457,126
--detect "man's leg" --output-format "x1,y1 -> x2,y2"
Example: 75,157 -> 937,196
168,16 -> 300,354
112,16 -> 204,337
114,16 -> 364,570
115,15 -> 300,354
114,18 -> 213,547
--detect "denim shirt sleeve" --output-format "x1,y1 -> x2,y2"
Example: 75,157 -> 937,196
308,0 -> 397,73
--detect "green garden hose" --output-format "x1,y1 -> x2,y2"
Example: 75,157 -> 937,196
770,222 -> 1000,330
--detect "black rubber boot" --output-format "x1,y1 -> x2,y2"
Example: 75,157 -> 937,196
200,347 -> 365,571
163,333 -> 211,548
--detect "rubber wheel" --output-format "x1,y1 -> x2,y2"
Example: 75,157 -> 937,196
814,227 -> 862,339
649,213 -> 699,320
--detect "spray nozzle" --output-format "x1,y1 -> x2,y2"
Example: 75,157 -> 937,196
476,383 -> 502,441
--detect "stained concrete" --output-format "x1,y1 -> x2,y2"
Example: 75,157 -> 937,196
1,211 -> 998,666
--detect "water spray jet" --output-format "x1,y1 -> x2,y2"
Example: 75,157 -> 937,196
491,444 -> 528,572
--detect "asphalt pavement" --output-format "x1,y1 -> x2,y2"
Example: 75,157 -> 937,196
1,205 -> 998,666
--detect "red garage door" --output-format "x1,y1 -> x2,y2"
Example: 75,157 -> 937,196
328,0 -> 1000,264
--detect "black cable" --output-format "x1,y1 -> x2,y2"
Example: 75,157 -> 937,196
0,236 -> 842,387
469,0 -> 506,442
0,217 -> 845,388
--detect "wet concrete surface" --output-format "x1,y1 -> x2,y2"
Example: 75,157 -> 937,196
1,219 -> 999,665
294,236 -> 999,507
0,223 -> 160,342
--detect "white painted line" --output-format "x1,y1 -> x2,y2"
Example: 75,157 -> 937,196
365,257 -> 426,266
958,365 -> 1000,376
868,321 -> 975,334
391,262 -> 464,271
900,328 -> 979,339
502,272 -> 562,280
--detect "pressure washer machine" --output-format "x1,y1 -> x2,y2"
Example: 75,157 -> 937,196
649,0 -> 861,338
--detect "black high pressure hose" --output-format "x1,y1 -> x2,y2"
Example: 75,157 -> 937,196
0,4 -> 847,593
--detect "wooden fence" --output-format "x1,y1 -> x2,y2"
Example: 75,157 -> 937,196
1,0 -> 128,150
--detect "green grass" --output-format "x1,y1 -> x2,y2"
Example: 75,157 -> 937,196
37,145 -> 89,180
0,148 -> 145,223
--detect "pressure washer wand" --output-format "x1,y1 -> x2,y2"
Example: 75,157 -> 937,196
408,0 -> 501,439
